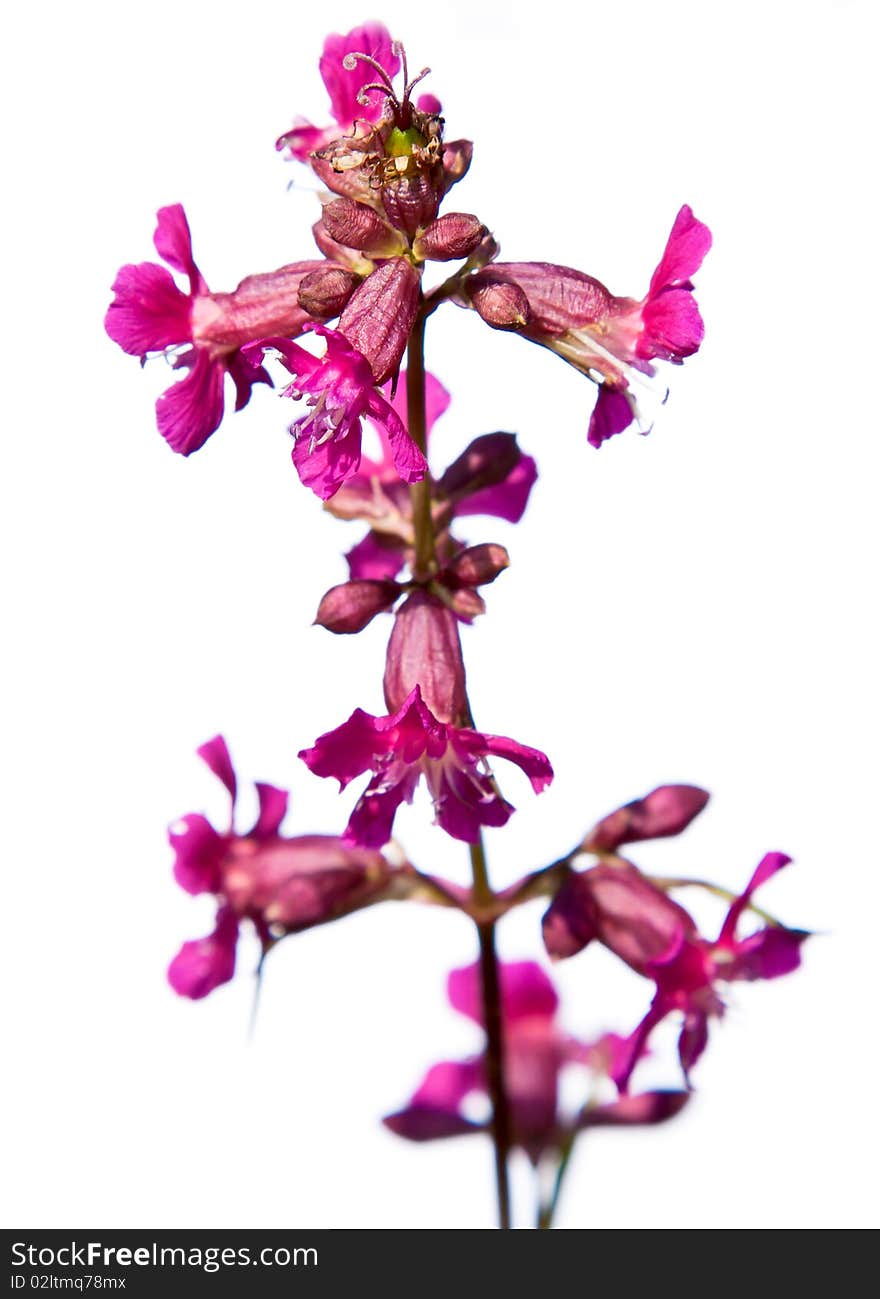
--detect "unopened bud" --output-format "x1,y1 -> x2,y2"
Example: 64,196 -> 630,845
384,592 -> 467,722
339,258 -> 421,384
315,580 -> 400,634
414,213 -> 488,262
446,543 -> 510,587
468,278 -> 530,329
297,265 -> 360,319
321,199 -> 406,257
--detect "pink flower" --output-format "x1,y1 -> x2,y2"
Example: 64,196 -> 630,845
384,961 -> 688,1161
299,686 -> 553,848
276,23 -> 402,161
326,370 -> 537,582
465,205 -> 711,447
544,851 -> 808,1089
167,736 -> 394,999
105,205 -> 326,455
245,328 -> 427,500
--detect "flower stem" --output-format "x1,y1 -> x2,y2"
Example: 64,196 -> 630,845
470,833 -> 513,1230
406,306 -> 513,1229
406,312 -> 436,580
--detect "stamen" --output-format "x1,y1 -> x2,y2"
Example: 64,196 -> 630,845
403,66 -> 431,101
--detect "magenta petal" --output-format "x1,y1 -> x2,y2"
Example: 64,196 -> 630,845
579,1090 -> 689,1129
156,350 -> 226,455
640,289 -> 705,362
226,350 -> 272,413
252,783 -> 289,839
386,369 -> 451,437
648,205 -> 712,297
320,24 -> 400,127
726,926 -> 808,981
104,262 -> 192,357
291,420 -> 363,500
167,907 -> 238,1000
588,385 -> 635,448
196,734 -> 238,806
719,851 -> 793,941
346,532 -> 406,582
365,388 -> 427,484
469,732 -> 554,794
456,452 -> 538,524
678,1009 -> 710,1080
153,204 -> 206,295
383,1105 -> 480,1142
169,813 -> 225,895
447,960 -> 557,1027
412,1058 -> 482,1109
344,779 -> 411,849
299,709 -> 385,788
433,765 -> 513,842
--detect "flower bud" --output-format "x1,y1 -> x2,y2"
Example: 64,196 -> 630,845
445,543 -> 510,587
383,591 -> 467,723
414,213 -> 488,262
468,279 -> 530,330
297,264 -> 361,319
583,785 -> 710,854
381,175 -> 442,240
315,579 -> 400,634
320,198 -> 407,257
339,257 -> 421,384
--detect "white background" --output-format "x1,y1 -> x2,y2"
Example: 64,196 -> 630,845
3,0 -> 877,1229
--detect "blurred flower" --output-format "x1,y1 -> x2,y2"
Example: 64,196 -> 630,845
384,960 -> 688,1161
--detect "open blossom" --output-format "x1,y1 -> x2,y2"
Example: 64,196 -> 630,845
105,204 -> 327,455
544,844 -> 808,1089
167,736 -> 395,999
384,961 -> 688,1161
299,685 -> 553,848
276,23 -> 403,162
245,329 -> 427,500
465,205 -> 712,447
325,370 -> 537,583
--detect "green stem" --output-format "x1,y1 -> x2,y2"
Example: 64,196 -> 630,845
406,313 -> 435,580
406,306 -> 513,1229
471,834 -> 513,1231
537,1131 -> 577,1230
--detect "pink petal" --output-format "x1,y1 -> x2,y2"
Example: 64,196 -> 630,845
640,288 -> 705,362
455,452 -> 538,524
719,851 -> 793,942
365,388 -> 427,484
588,385 -> 635,448
579,1090 -> 689,1128
467,731 -> 554,794
251,783 -> 289,839
104,262 -> 192,356
168,813 -> 225,895
196,735 -> 238,806
320,24 -> 400,127
383,1105 -> 480,1142
344,778 -> 412,849
678,1008 -> 710,1079
153,204 -> 207,295
291,419 -> 363,500
447,960 -> 558,1026
725,926 -> 807,981
299,708 -> 386,789
167,907 -> 238,1000
346,532 -> 406,582
385,369 -> 451,439
648,205 -> 712,297
155,350 -> 227,456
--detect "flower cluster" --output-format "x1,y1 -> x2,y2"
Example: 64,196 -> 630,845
107,20 -> 806,1228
